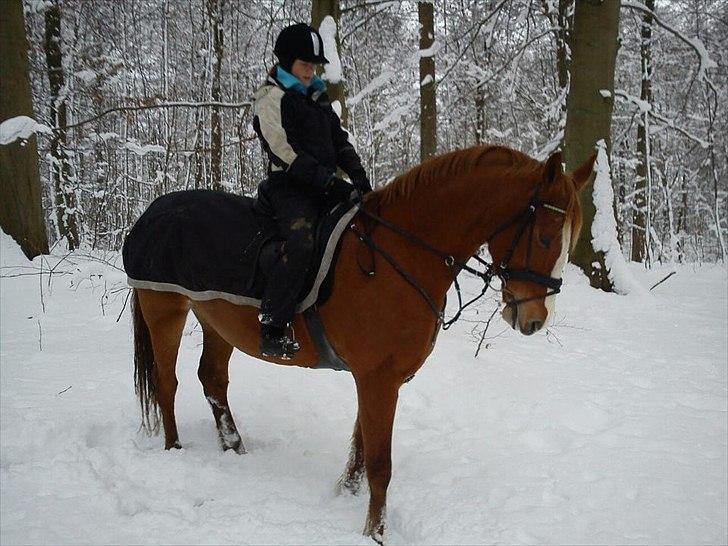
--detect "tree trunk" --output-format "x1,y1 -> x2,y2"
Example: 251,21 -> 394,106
631,0 -> 654,264
0,0 -> 49,259
207,0 -> 224,191
44,0 -> 80,250
555,0 -> 572,91
418,1 -> 437,162
563,0 -> 621,291
311,0 -> 348,128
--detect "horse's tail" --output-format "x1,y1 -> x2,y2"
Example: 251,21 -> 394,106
131,289 -> 160,435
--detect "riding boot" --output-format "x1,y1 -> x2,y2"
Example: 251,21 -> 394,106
260,323 -> 300,358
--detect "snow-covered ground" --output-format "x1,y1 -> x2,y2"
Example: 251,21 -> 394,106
1,230 -> 726,545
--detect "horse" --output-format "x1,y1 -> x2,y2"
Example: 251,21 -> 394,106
128,145 -> 595,543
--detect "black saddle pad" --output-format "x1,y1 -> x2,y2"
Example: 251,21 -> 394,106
122,189 -> 357,310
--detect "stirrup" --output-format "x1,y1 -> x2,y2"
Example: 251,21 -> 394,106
260,327 -> 300,359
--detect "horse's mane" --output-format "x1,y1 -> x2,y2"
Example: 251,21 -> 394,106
373,144 -> 583,250
376,145 -> 540,206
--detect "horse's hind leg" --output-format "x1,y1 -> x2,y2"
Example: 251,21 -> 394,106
197,321 -> 245,454
138,290 -> 189,450
338,416 -> 365,495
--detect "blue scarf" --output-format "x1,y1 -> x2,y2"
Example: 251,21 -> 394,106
276,65 -> 326,96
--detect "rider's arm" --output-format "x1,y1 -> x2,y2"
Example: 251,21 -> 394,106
253,86 -> 333,191
328,108 -> 371,193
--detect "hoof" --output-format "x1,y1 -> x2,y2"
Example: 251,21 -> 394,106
222,440 -> 246,455
165,440 -> 182,450
364,526 -> 384,545
336,475 -> 363,496
363,514 -> 385,545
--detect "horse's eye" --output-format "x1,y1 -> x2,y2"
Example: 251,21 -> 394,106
538,234 -> 552,249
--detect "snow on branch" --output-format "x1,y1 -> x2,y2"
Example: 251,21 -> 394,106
349,69 -> 396,107
612,90 -> 710,148
621,1 -> 718,84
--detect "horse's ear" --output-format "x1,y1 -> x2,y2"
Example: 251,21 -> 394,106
543,151 -> 563,183
571,153 -> 597,192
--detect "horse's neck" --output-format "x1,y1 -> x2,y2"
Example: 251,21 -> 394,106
376,167 -> 529,264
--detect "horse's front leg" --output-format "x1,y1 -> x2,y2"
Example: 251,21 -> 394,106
337,416 -> 364,495
356,371 -> 400,544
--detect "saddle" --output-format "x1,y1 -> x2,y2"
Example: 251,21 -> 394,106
122,189 -> 358,313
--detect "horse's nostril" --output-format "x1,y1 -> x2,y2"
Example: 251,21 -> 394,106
527,320 -> 543,335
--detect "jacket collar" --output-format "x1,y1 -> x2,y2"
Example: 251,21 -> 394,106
272,65 -> 326,98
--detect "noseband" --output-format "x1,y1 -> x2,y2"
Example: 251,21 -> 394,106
489,191 -> 566,308
349,184 -> 568,329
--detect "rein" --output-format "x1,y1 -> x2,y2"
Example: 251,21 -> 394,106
348,188 -> 567,329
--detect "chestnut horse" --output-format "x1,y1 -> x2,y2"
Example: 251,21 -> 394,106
129,145 -> 595,543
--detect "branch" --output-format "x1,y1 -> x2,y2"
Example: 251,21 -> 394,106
64,101 -> 252,131
621,1 -> 718,88
612,90 -> 711,149
437,0 -> 510,88
341,0 -> 399,14
649,271 -> 676,291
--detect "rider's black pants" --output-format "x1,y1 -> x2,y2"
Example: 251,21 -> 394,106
258,178 -> 321,329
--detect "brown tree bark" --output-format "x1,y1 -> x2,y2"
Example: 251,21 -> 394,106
555,0 -> 572,91
207,0 -> 225,191
631,0 -> 654,264
44,0 -> 80,249
418,1 -> 437,162
0,0 -> 49,259
564,0 -> 621,291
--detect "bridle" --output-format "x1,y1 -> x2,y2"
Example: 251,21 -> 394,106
348,183 -> 568,329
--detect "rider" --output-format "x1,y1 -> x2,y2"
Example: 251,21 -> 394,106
253,22 -> 372,358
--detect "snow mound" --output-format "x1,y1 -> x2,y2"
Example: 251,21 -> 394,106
0,116 -> 52,145
0,229 -> 32,267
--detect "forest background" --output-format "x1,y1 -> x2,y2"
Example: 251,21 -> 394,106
0,0 -> 726,288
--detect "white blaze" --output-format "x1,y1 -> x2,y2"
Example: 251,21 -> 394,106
545,222 -> 571,323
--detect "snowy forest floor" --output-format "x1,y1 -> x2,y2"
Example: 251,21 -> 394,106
1,230 -> 726,545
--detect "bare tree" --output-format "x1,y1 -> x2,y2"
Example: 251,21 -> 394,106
418,1 -> 437,162
631,0 -> 655,264
208,0 -> 225,191
0,0 -> 49,259
564,0 -> 621,291
44,0 -> 80,249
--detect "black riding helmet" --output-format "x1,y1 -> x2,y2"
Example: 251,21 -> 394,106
274,23 -> 329,71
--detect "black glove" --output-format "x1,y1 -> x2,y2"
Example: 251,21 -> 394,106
352,173 -> 373,194
326,175 -> 357,204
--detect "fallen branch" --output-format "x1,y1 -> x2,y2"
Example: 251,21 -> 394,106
649,271 -> 677,291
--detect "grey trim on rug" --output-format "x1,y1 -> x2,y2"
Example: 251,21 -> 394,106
127,205 -> 359,312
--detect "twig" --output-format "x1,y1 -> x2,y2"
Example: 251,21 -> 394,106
39,256 -> 46,313
64,101 -> 252,131
0,271 -> 72,278
649,271 -> 677,291
57,386 -> 72,395
37,319 -> 43,351
475,305 -> 501,357
116,289 -> 132,323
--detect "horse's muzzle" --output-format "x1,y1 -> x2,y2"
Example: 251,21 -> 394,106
501,296 -> 545,336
